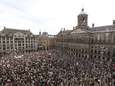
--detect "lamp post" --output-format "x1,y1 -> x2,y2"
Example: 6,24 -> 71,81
100,46 -> 104,61
62,31 -> 64,58
88,31 -> 93,59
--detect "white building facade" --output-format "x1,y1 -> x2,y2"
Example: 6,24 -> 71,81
0,27 -> 38,55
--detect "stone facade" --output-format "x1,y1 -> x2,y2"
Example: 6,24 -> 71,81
56,8 -> 114,84
0,27 -> 38,55
56,8 -> 114,61
37,32 -> 56,50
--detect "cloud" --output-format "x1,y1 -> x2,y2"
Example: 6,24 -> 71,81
0,0 -> 115,35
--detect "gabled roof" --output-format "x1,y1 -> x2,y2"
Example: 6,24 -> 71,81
57,30 -> 72,36
1,27 -> 33,35
90,25 -> 115,32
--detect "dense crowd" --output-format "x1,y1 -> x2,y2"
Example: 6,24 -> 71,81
0,49 -> 112,86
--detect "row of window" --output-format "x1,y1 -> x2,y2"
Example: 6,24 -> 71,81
0,37 -> 35,39
65,47 -> 110,55
58,37 -> 115,44
0,46 -> 36,50
0,41 -> 36,44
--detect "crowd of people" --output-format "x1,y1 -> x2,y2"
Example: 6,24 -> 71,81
0,49 -> 112,86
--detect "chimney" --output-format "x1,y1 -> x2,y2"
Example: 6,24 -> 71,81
63,28 -> 65,31
4,26 -> 6,29
113,20 -> 115,25
92,23 -> 95,28
39,32 -> 41,36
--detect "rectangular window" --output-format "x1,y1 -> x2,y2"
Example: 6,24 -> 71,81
11,41 -> 13,43
2,40 -> 5,42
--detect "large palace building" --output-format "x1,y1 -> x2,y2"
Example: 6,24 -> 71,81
0,27 -> 38,55
56,8 -> 115,61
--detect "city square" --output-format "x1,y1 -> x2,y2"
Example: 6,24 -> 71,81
0,0 -> 114,85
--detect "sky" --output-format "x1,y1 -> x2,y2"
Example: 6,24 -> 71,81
0,0 -> 115,35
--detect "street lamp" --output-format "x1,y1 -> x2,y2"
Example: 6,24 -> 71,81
88,31 -> 93,59
100,46 -> 104,61
61,31 -> 64,58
